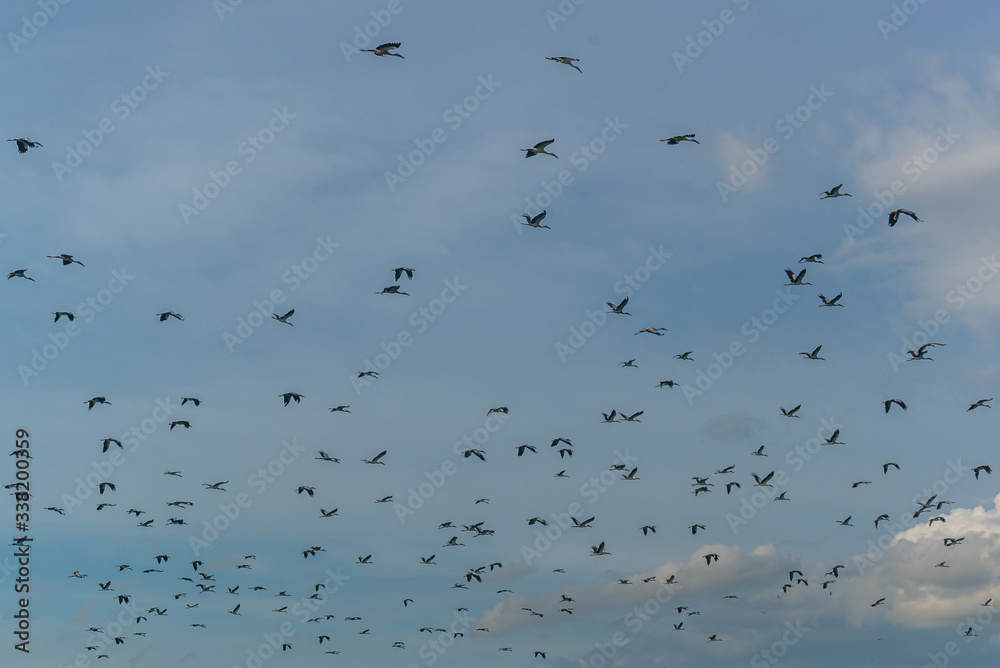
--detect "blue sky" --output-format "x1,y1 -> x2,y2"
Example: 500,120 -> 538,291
3,1 -> 1000,667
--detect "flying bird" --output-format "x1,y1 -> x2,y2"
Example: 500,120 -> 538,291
7,269 -> 34,281
888,208 -> 921,226
521,139 -> 558,159
272,309 -> 294,325
661,134 -> 699,145
377,285 -> 409,295
606,297 -> 631,315
784,268 -> 811,285
156,311 -> 183,321
884,398 -> 907,413
360,42 -> 404,58
818,293 -> 844,307
546,56 -> 581,73
47,254 -> 85,266
8,138 -> 42,153
392,267 -> 415,280
820,184 -> 851,199
521,210 -> 550,229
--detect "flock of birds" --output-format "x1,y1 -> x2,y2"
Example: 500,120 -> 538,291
5,32 -> 997,668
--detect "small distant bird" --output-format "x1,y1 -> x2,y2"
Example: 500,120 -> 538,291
156,311 -> 183,321
972,465 -> 992,479
820,184 -> 851,199
279,392 -> 304,406
329,405 -> 350,413
635,327 -> 667,335
392,267 -> 415,281
8,138 -> 42,153
546,56 -> 581,73
780,405 -> 801,418
751,445 -> 767,457
838,516 -> 853,526
871,598 -> 886,607
516,444 -> 536,456
882,462 -> 899,474
888,208 -> 921,226
272,309 -> 294,325
521,210 -> 550,229
181,397 -> 201,406
7,269 -> 34,281
661,134 -> 699,145
487,406 -> 508,415
884,399 -> 907,413
360,42 -> 404,58
800,346 -> 824,360
47,254 -> 85,266
675,351 -> 694,360
521,139 -> 558,159
658,380 -> 677,388
358,371 -> 379,379
968,398 -> 992,411
799,254 -> 824,263
784,268 -> 811,285
169,420 -> 191,430
377,285 -> 409,295
53,311 -> 75,322
85,396 -> 111,410
818,293 -> 844,307
606,297 -> 631,315
621,359 -> 637,367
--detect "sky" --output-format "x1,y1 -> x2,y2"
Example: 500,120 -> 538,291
2,1 -> 1000,667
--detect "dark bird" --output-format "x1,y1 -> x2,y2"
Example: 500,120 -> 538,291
521,211 -> 550,229
888,208 -> 921,226
279,392 -> 304,406
884,399 -> 907,413
272,309 -> 294,325
393,267 -> 415,280
660,134 -> 699,145
799,254 -> 824,263
85,396 -> 111,409
546,56 -> 581,73
8,138 -> 43,153
521,139 -> 558,159
47,253 -> 85,266
360,42 -> 404,58
820,184 -> 851,199
156,311 -> 183,321
7,269 -> 34,281
818,293 -> 844,307
968,398 -> 992,411
53,311 -> 75,322
784,268 -> 811,286
169,420 -> 191,430
377,285 -> 409,295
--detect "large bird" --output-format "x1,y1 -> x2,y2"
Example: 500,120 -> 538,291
360,42 -> 404,58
